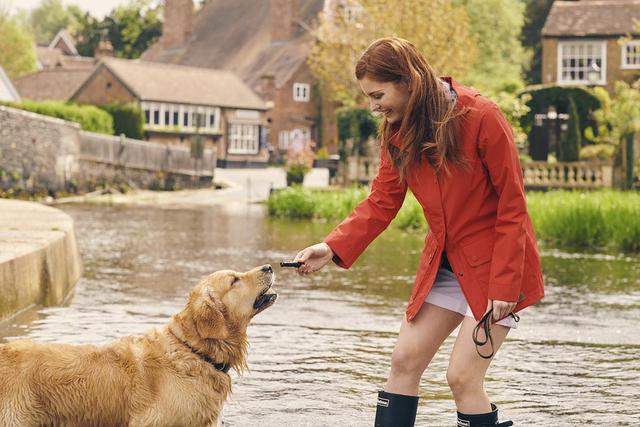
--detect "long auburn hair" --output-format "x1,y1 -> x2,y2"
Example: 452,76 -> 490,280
355,37 -> 467,180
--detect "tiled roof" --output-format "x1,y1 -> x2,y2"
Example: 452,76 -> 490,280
12,68 -> 94,101
542,0 -> 640,37
141,0 -> 324,89
36,47 -> 96,70
80,58 -> 266,110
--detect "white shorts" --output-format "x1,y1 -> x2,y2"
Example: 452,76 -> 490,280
424,268 -> 518,329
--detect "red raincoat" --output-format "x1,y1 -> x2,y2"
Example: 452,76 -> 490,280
324,78 -> 544,322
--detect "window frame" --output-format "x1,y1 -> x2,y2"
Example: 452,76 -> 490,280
292,82 -> 310,102
557,39 -> 607,85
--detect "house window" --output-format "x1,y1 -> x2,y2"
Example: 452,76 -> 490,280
293,83 -> 310,102
278,130 -> 290,150
279,128 -> 311,150
622,41 -> 640,69
144,109 -> 150,124
153,109 -> 160,125
164,111 -> 170,126
558,40 -> 606,85
228,123 -> 259,154
173,111 -> 179,126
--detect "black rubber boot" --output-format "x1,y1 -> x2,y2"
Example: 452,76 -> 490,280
374,390 -> 419,427
456,403 -> 513,427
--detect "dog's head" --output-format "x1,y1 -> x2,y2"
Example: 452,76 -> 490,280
169,265 -> 277,370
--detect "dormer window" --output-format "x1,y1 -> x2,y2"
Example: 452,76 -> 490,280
293,83 -> 310,102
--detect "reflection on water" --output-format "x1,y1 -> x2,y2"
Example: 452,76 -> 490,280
1,204 -> 639,426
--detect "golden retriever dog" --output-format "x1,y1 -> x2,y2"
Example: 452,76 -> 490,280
0,264 -> 277,427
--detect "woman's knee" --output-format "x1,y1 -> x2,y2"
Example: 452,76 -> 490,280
389,345 -> 428,377
446,366 -> 483,397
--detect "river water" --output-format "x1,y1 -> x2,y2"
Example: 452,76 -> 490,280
1,204 -> 638,426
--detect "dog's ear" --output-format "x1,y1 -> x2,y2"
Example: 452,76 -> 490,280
192,295 -> 229,340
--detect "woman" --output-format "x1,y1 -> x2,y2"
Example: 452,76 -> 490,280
293,37 -> 544,427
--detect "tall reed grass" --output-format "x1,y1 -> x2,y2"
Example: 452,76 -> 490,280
268,187 -> 640,252
526,190 -> 640,252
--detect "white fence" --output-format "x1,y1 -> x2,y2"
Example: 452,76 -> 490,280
522,161 -> 613,189
79,132 -> 216,176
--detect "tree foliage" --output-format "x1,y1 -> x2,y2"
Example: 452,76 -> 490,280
0,5 -> 37,78
103,0 -> 162,59
28,0 -> 80,45
585,81 -> 640,146
521,0 -> 554,85
458,0 -> 529,95
308,0 -> 478,106
61,0 -> 161,59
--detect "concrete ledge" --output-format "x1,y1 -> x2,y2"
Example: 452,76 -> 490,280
0,200 -> 82,321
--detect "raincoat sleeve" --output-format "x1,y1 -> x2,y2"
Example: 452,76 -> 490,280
478,104 -> 528,302
323,151 -> 408,269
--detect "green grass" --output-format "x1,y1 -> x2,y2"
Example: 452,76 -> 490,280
527,190 -> 640,252
268,187 -> 640,252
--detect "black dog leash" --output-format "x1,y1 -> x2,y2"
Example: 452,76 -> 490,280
472,309 -> 520,359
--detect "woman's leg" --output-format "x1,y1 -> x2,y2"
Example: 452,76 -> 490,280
385,302 -> 464,395
446,317 -> 510,413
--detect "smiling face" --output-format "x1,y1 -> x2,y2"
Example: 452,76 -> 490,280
359,76 -> 410,124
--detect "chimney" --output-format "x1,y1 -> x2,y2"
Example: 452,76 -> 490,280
162,0 -> 194,49
270,0 -> 298,42
258,74 -> 276,102
95,30 -> 114,59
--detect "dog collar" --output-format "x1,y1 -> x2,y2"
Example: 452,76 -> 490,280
169,329 -> 231,374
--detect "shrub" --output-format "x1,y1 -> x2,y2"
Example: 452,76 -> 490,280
98,103 -> 144,139
519,85 -> 600,140
579,144 -> 616,161
9,100 -> 113,134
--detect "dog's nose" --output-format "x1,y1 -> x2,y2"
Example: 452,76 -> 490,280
261,264 -> 273,273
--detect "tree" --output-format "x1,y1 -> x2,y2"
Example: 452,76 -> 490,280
29,0 -> 80,45
74,0 -> 162,59
559,96 -> 581,162
458,0 -> 529,95
521,0 -> 554,85
72,11 -> 102,57
308,0 -> 478,106
0,5 -> 37,78
103,0 -> 162,59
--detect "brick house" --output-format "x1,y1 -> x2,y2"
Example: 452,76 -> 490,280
141,0 -> 337,159
13,30 -> 98,101
70,58 -> 270,167
541,0 -> 640,92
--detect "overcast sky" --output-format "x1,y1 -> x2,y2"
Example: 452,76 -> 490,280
9,0 -> 138,17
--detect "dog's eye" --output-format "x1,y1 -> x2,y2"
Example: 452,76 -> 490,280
231,276 -> 240,286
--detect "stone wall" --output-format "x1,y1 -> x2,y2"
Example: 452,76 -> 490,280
0,106 -> 215,193
0,105 -> 81,194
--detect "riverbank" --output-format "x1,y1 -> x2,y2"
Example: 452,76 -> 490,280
0,200 -> 82,321
43,167 -> 331,208
267,187 -> 640,252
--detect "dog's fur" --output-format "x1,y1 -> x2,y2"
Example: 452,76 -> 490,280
0,265 -> 277,427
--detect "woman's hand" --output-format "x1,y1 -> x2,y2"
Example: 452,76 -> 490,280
488,299 -> 517,321
293,242 -> 334,275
